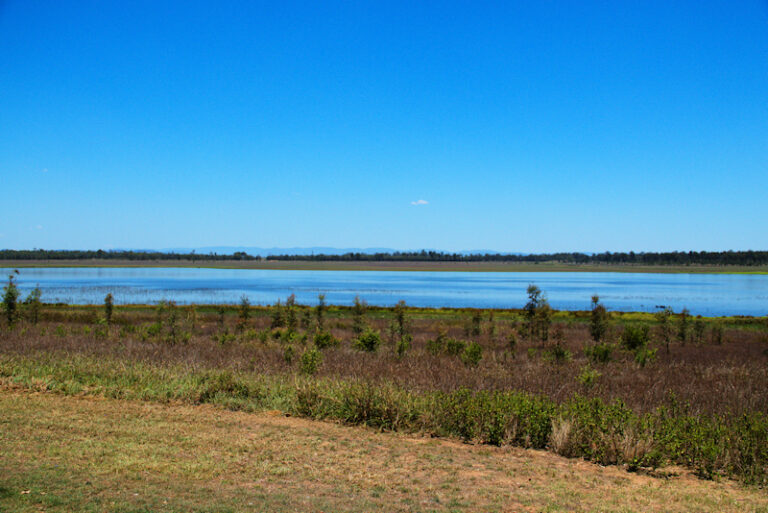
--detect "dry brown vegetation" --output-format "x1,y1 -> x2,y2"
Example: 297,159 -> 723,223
4,304 -> 767,417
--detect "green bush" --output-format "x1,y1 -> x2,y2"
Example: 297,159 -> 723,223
543,345 -> 572,364
314,330 -> 339,350
300,347 -> 322,375
577,366 -> 601,388
507,331 -> 518,352
584,342 -> 613,363
395,334 -> 412,357
197,370 -> 254,403
435,389 -> 554,447
621,324 -> 649,351
444,337 -> 467,356
283,344 -> 295,365
460,341 -> 483,367
426,333 -> 446,355
634,345 -> 657,368
354,328 -> 382,352
2,273 -> 20,326
24,287 -> 43,325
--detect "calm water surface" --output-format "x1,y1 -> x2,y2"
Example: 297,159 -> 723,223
3,267 -> 767,316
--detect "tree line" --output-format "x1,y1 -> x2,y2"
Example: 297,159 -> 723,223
1,249 -> 767,266
267,250 -> 768,266
0,249 -> 260,261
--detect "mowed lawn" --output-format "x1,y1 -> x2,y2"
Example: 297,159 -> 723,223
1,388 -> 766,513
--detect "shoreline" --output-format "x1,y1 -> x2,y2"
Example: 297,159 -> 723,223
2,259 -> 767,274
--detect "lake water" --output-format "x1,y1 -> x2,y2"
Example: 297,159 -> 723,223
2,267 -> 767,316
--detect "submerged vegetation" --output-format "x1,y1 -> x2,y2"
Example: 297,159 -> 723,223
1,283 -> 768,487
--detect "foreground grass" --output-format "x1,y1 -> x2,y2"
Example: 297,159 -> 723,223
1,388 -> 767,513
3,259 -> 768,273
2,352 -> 767,488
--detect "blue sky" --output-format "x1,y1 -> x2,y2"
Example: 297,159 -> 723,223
1,1 -> 767,253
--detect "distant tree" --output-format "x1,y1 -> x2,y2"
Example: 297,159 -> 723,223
524,284 -> 551,342
165,300 -> 179,344
589,294 -> 608,342
271,299 -> 285,329
187,305 -> 198,333
693,316 -> 706,344
470,310 -> 482,337
677,308 -> 690,345
2,273 -> 20,326
711,321 -> 724,345
286,294 -> 297,331
315,294 -> 326,331
390,300 -> 412,355
486,310 -> 497,341
352,295 -> 367,336
104,293 -> 114,325
23,286 -> 42,325
655,307 -> 673,353
238,295 -> 251,329
300,308 -> 312,330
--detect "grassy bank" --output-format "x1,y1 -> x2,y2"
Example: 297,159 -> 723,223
3,259 -> 768,273
4,390 -> 766,513
2,299 -> 768,487
2,352 -> 768,487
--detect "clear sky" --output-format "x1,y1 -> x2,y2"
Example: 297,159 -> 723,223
1,1 -> 767,253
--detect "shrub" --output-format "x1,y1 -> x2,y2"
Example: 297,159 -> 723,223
147,322 -> 162,337
584,342 -> 613,363
283,344 -> 295,365
524,284 -> 552,342
693,316 -> 705,344
655,307 -> 673,353
460,341 -> 483,367
197,370 -> 253,403
2,273 -> 20,326
300,346 -> 322,375
313,330 -> 339,350
543,345 -> 572,364
285,294 -> 297,331
677,308 -> 690,344
352,295 -> 367,336
634,345 -> 657,368
486,310 -> 497,340
621,324 -> 649,351
315,294 -> 326,331
354,328 -> 382,352
215,332 -> 237,345
238,295 -> 250,328
444,337 -> 467,356
395,334 -> 411,358
271,299 -> 284,328
507,330 -> 518,352
577,366 -> 601,388
104,293 -> 114,325
711,322 -> 724,345
590,295 -> 609,342
470,310 -> 482,337
426,329 -> 448,355
23,286 -> 43,325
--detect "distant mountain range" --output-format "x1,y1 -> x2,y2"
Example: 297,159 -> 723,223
161,247 -> 520,257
